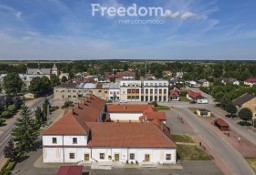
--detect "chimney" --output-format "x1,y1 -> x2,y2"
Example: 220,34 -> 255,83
117,119 -> 119,123
129,120 -> 131,123
124,106 -> 127,110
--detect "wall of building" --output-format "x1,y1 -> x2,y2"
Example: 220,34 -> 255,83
42,135 -> 88,146
108,113 -> 143,121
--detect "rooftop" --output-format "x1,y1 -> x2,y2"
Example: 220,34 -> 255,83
232,93 -> 254,107
87,122 -> 176,148
106,104 -> 155,113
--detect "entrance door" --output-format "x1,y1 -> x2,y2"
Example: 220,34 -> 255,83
145,154 -> 150,162
84,154 -> 89,161
114,154 -> 119,161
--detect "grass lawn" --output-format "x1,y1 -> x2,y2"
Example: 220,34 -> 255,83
245,157 -> 256,172
179,96 -> 191,102
171,135 -> 195,143
177,145 -> 211,160
155,105 -> 170,110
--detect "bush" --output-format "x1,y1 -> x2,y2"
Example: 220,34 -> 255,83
7,105 -> 17,113
126,160 -> 129,164
62,101 -> 73,108
1,111 -> 11,118
50,106 -> 59,112
131,161 -> 133,164
136,160 -> 138,164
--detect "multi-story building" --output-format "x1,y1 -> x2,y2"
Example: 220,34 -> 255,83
42,94 -> 177,165
141,80 -> 169,102
119,80 -> 169,102
120,80 -> 142,102
108,83 -> 120,101
54,82 -> 110,101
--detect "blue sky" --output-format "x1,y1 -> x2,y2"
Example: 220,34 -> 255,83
0,0 -> 256,60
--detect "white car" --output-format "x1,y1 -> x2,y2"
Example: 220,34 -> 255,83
197,99 -> 208,104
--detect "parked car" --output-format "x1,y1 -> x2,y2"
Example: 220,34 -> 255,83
189,100 -> 197,104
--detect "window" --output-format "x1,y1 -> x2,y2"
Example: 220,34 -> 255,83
73,138 -> 77,144
127,89 -> 131,93
52,137 -> 57,144
130,153 -> 135,160
100,153 -> 105,160
164,89 -> 167,94
150,89 -> 153,94
166,154 -> 171,160
69,153 -> 75,159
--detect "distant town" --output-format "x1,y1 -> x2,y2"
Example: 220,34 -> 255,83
0,60 -> 255,175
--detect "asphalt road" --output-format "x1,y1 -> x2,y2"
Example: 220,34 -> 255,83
0,95 -> 53,157
174,107 -> 255,175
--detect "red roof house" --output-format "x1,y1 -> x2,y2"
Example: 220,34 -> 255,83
170,90 -> 180,100
186,92 -> 201,100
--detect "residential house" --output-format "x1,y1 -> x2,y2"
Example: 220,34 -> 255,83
186,81 -> 200,88
169,90 -> 180,101
197,79 -> 210,88
232,93 -> 254,108
221,78 -> 240,85
186,92 -> 202,101
244,78 -> 256,87
241,97 -> 256,117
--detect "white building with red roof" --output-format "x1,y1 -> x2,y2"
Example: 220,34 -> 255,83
244,78 -> 256,87
42,94 -> 176,165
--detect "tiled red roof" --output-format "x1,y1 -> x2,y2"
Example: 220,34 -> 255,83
87,122 -> 176,148
170,90 -> 179,97
140,112 -> 166,121
245,78 -> 256,83
42,111 -> 90,135
56,166 -> 83,175
116,71 -> 135,78
42,94 -> 105,135
187,92 -> 201,98
106,104 -> 155,113
214,118 -> 229,127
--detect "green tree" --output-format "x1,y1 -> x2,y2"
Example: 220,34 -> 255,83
11,106 -> 39,155
61,76 -> 68,83
3,73 -> 23,94
35,107 -> 46,125
238,108 -> 253,123
123,63 -> 128,71
225,104 -> 237,117
29,76 -> 52,96
3,139 -> 17,161
0,116 -> 5,125
1,111 -> 10,118
50,74 -> 61,87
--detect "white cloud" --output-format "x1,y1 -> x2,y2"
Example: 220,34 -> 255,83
164,10 -> 180,19
16,11 -> 22,19
180,11 -> 196,20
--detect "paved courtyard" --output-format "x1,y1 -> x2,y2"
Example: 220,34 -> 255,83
12,148 -> 223,175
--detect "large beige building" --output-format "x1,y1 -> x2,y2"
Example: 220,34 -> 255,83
54,82 -> 110,101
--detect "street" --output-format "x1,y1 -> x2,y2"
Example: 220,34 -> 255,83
173,107 -> 255,175
0,95 -> 53,158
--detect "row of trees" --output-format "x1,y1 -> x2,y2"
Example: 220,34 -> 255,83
4,98 -> 51,161
4,106 -> 40,161
2,73 -> 61,97
225,104 -> 253,123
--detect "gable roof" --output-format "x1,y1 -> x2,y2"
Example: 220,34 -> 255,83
245,78 -> 256,83
232,93 -> 254,107
106,104 -> 155,113
170,90 -> 179,97
42,111 -> 90,135
140,112 -> 166,121
222,78 -> 238,84
42,94 -> 105,135
187,92 -> 201,98
86,122 -> 176,148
